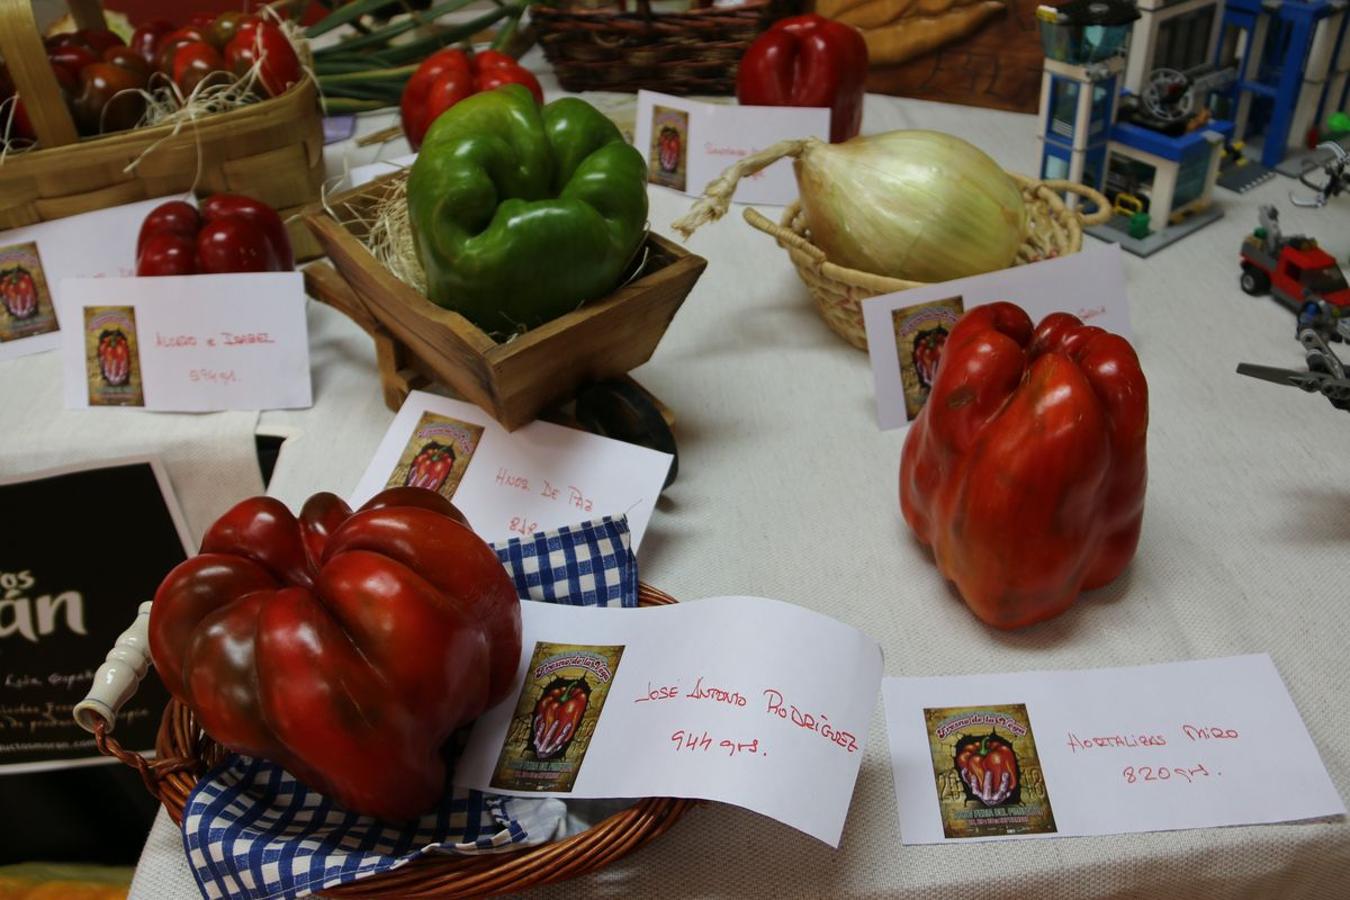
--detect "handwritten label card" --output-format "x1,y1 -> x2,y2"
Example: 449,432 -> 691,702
352,390 -> 672,549
862,243 -> 1133,431
58,273 -> 311,412
455,595 -> 884,846
0,197 -> 179,361
633,90 -> 830,206
885,655 -> 1345,844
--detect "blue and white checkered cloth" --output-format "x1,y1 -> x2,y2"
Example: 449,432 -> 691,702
181,515 -> 638,900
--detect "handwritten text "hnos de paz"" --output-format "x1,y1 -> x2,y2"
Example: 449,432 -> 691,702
495,468 -> 594,512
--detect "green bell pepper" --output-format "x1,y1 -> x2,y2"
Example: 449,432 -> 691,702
407,84 -> 649,334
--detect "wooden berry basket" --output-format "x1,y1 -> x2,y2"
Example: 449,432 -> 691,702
76,584 -> 692,898
532,0 -> 778,96
304,171 -> 707,430
0,0 -> 325,258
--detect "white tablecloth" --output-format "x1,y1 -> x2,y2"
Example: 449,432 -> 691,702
4,67 -> 1341,898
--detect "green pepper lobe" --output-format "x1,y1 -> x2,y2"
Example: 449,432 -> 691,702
407,83 -> 649,335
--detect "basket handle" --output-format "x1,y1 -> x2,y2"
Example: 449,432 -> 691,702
0,0 -> 83,148
742,205 -> 828,264
73,600 -> 154,735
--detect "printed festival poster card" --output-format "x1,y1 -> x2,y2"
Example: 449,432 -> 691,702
351,390 -> 673,549
0,457 -> 191,773
0,197 -> 175,361
455,595 -> 885,846
59,273 -> 312,412
633,90 -> 830,206
885,655 -> 1345,844
862,243 -> 1132,431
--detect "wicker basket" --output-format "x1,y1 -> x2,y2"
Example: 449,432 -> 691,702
0,0 -> 325,259
88,583 -> 691,898
671,137 -> 1113,350
532,0 -> 777,95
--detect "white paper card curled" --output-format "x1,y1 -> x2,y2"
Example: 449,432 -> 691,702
349,152 -> 418,189
632,90 -> 829,206
862,243 -> 1133,431
454,595 -> 884,846
350,390 -> 672,549
58,273 -> 312,412
884,654 -> 1345,845
0,197 -> 182,361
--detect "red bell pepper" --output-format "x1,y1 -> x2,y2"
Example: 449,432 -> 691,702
531,677 -> 590,759
400,49 -> 544,151
955,732 -> 1018,805
148,487 -> 522,821
899,303 -> 1149,629
735,13 -> 869,144
136,194 -> 294,276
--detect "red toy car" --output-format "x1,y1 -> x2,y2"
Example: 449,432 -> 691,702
1240,205 -> 1350,311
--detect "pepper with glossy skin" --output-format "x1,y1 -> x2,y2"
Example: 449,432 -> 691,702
899,303 -> 1148,629
148,487 -> 523,821
408,84 -> 648,334
736,14 -> 868,144
400,49 -> 544,150
136,194 -> 293,276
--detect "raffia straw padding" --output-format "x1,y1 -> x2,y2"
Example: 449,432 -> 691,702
743,176 -> 1111,350
0,0 -> 324,258
91,583 -> 690,898
532,0 -> 775,95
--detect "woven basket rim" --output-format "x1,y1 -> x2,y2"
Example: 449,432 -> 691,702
533,0 -> 772,17
117,583 -> 689,897
0,76 -> 318,170
740,174 -> 1112,350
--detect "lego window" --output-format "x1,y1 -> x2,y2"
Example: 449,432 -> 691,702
1042,156 -> 1070,180
1172,151 -> 1210,210
1155,7 -> 1215,73
1105,152 -> 1156,210
1050,80 -> 1081,138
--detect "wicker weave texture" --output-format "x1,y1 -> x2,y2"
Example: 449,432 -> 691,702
533,0 -> 773,95
745,177 -> 1113,350
93,584 -> 689,897
0,1 -> 324,256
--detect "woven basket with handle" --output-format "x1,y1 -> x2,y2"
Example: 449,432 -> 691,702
0,0 -> 324,258
532,0 -> 781,96
75,584 -> 690,898
672,139 -> 1113,350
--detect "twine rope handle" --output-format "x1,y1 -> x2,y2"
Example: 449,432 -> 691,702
670,138 -> 812,240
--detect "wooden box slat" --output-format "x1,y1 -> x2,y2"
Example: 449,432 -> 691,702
305,175 -> 707,429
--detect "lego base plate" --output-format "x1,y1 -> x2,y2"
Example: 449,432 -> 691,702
1085,206 -> 1225,257
1217,161 -> 1275,194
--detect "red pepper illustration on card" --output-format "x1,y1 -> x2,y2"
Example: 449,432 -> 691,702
893,295 -> 964,421
0,242 -> 58,343
84,306 -> 144,407
647,106 -> 688,192
924,703 -> 1056,839
492,642 -> 624,792
386,411 -> 485,503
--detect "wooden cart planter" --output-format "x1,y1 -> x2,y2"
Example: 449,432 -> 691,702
0,0 -> 325,258
304,172 -> 707,430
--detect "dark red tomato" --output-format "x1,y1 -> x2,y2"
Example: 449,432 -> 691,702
170,42 -> 228,96
225,20 -> 301,98
197,219 -> 273,273
137,201 -> 201,255
73,63 -> 147,134
47,44 -> 99,79
130,20 -> 176,66
207,11 -> 247,51
77,29 -> 125,54
136,232 -> 199,276
156,27 -> 211,73
103,46 -> 151,80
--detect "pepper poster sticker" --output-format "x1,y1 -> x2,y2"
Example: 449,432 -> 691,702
893,295 -> 964,421
647,105 -> 688,192
490,642 -> 625,793
0,242 -> 58,343
384,411 -> 485,502
83,306 -> 144,407
924,703 -> 1057,839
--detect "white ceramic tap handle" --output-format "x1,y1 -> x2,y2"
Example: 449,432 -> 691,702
73,600 -> 154,734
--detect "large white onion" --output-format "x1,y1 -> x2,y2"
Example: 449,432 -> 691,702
794,130 -> 1026,283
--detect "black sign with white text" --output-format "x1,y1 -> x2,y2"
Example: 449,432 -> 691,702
0,459 -> 189,770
